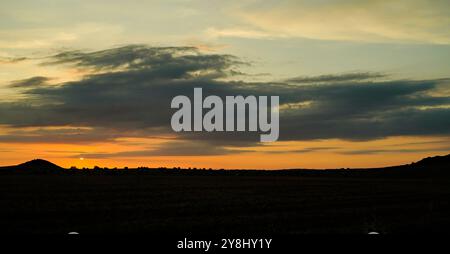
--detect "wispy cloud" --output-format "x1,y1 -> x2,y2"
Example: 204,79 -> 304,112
213,0 -> 450,44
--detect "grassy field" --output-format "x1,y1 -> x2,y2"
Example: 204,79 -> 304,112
1,174 -> 449,234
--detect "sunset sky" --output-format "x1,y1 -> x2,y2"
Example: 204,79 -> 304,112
0,0 -> 449,169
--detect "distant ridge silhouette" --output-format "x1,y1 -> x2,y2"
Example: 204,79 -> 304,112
415,154 -> 450,167
403,153 -> 450,177
0,154 -> 448,177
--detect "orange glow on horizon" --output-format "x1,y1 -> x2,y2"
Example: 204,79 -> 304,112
1,135 -> 448,170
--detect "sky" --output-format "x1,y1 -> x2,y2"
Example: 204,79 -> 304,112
0,0 -> 449,169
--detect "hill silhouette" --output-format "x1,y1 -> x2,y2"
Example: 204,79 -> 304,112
0,159 -> 63,174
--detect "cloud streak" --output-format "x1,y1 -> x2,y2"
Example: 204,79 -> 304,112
74,141 -> 250,159
285,72 -> 387,84
9,76 -> 51,88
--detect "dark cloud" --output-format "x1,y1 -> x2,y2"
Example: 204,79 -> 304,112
279,80 -> 450,141
0,45 -> 449,156
281,107 -> 450,141
44,44 -> 246,79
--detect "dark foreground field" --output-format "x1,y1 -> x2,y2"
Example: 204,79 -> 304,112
1,174 -> 450,234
